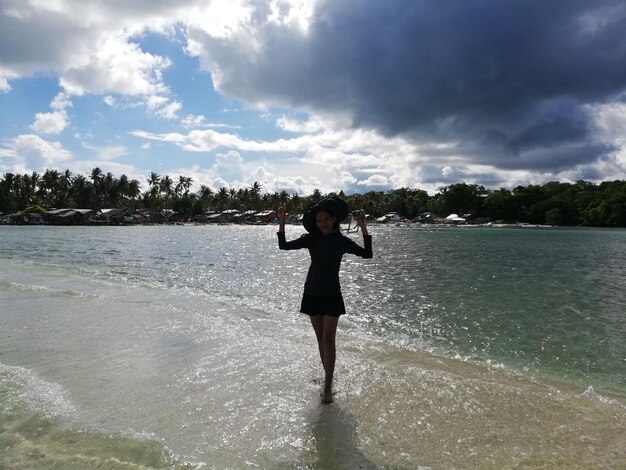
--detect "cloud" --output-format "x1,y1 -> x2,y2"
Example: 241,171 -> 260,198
2,0 -> 626,191
276,114 -> 326,133
181,114 -> 208,129
184,0 -> 626,176
357,174 -> 389,187
130,128 -> 243,152
59,35 -> 172,97
81,142 -> 129,161
588,101 -> 626,145
212,150 -> 244,182
0,134 -> 72,173
0,1 -> 181,120
153,100 -> 182,120
0,68 -> 16,92
181,113 -> 242,130
31,111 -> 68,135
31,93 -> 72,135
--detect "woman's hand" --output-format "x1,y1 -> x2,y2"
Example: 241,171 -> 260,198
277,202 -> 287,225
356,211 -> 368,236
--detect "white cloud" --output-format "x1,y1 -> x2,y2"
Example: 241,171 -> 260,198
276,115 -> 325,133
357,174 -> 389,187
184,0 -> 254,39
0,76 -> 10,92
212,150 -> 244,182
31,111 -> 68,135
586,102 -> 626,174
0,67 -> 18,93
130,130 -> 187,144
181,114 -> 207,129
30,92 -> 72,135
103,95 -> 116,106
129,121 -> 417,192
181,113 -> 242,130
81,142 -> 129,161
588,102 -> 626,145
1,134 -> 72,173
154,100 -> 182,120
59,33 -> 172,97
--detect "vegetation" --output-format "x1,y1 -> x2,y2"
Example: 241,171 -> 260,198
1,169 -> 626,226
17,204 -> 46,215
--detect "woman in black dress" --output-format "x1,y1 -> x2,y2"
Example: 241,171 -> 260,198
277,199 -> 372,403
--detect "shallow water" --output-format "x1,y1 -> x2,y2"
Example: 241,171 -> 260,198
1,224 -> 625,468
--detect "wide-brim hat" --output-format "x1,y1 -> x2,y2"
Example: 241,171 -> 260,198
303,195 -> 349,233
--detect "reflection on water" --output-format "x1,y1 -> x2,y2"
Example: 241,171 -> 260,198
308,404 -> 376,470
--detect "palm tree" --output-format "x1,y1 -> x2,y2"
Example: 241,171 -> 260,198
118,174 -> 130,201
215,186 -> 229,211
103,172 -> 116,207
160,175 -> 174,208
0,173 -> 18,213
290,192 -> 302,214
236,188 -> 247,210
127,179 -> 141,202
16,173 -> 39,209
250,181 -> 262,210
176,175 -> 193,197
89,167 -> 102,184
148,172 -> 161,188
88,167 -> 103,209
40,169 -> 60,206
62,169 -> 72,187
71,175 -> 91,208
198,185 -> 213,211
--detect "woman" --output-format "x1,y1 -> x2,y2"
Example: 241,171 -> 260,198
277,199 -> 372,404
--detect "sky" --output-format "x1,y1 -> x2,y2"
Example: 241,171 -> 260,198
1,0 -> 626,195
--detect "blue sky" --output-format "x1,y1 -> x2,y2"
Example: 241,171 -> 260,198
1,0 -> 626,195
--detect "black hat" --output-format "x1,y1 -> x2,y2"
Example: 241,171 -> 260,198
303,195 -> 349,233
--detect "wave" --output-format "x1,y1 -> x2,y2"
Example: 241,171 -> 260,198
0,362 -> 75,418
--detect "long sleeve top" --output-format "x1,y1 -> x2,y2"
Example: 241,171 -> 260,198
277,230 -> 373,295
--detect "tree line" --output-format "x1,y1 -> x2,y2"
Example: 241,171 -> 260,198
1,168 -> 625,226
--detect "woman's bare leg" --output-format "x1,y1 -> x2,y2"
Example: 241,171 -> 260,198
310,315 -> 325,370
321,315 -> 339,404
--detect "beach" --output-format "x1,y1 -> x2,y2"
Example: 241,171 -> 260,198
1,224 -> 625,468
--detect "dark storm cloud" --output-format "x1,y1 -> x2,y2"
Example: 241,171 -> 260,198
192,0 -> 626,172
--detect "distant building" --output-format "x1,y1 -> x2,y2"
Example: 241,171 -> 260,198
415,212 -> 438,223
220,209 -> 240,222
444,213 -> 467,224
376,212 -> 402,223
45,208 -> 94,225
100,209 -> 133,224
207,213 -> 228,223
255,210 -> 277,223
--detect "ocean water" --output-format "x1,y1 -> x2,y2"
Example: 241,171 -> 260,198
0,224 -> 624,469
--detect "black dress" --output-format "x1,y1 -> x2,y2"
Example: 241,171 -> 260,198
277,231 -> 373,316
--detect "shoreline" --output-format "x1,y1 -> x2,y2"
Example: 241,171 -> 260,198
0,219 -> 599,229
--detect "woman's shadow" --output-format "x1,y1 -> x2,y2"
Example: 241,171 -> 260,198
306,402 -> 377,469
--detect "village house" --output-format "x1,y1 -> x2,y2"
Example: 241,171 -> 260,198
44,208 -> 95,225
376,212 -> 402,223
